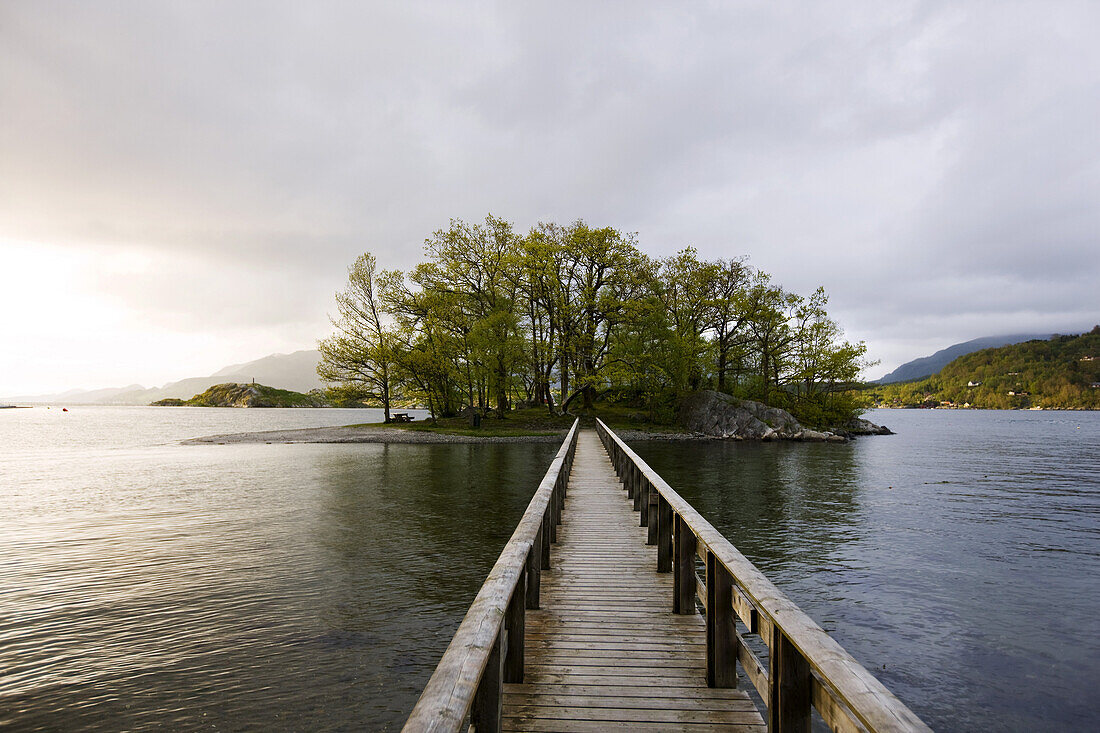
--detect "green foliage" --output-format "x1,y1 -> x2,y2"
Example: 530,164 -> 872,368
866,327 -> 1100,409
320,215 -> 874,429
318,252 -> 399,420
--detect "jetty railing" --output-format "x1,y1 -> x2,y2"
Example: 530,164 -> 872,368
402,419 -> 579,733
596,418 -> 930,733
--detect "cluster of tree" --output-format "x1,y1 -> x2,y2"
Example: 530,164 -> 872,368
863,327 -> 1100,409
319,215 -> 873,426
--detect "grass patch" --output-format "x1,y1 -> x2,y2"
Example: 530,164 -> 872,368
346,402 -> 684,436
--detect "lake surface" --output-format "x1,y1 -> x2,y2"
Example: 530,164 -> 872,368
1,406 -> 1097,731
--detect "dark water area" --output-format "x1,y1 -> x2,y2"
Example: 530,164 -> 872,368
1,407 -> 555,731
634,409 -> 1100,732
1,407 -> 1098,731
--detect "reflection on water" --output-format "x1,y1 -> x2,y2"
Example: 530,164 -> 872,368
1,407 -> 1097,731
0,415 -> 556,731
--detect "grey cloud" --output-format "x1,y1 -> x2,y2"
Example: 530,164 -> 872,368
1,0 -> 1097,383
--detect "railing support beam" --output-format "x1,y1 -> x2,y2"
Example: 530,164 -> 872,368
769,629 -> 812,733
657,495 -> 673,571
642,488 -> 651,539
540,512 -> 551,569
706,550 -> 737,687
674,513 -> 697,613
526,534 -> 541,609
471,626 -> 504,733
504,572 -> 525,683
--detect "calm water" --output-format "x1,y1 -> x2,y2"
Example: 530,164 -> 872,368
636,409 -> 1100,732
1,407 -> 1097,731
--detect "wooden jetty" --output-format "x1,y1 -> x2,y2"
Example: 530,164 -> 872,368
403,421 -> 931,733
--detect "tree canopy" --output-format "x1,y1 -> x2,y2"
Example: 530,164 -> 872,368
319,215 -> 874,426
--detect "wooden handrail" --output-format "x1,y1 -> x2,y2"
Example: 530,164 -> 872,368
595,418 -> 931,733
403,419 -> 579,733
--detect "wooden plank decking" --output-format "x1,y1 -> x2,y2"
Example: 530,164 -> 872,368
502,429 -> 765,732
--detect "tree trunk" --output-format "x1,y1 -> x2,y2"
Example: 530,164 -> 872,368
717,346 -> 728,392
496,357 -> 509,417
582,384 -> 596,410
382,365 -> 392,423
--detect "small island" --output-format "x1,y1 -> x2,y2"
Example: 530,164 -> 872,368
185,215 -> 900,443
183,390 -> 892,444
153,382 -> 335,408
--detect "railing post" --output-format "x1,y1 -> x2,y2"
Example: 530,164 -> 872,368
541,512 -> 551,569
504,570 -> 525,683
673,514 -> 696,613
657,494 -> 672,572
706,550 -> 737,687
625,462 -> 635,499
550,479 -> 560,542
526,534 -> 541,609
769,628 -> 812,733
639,477 -> 649,527
646,490 -> 658,545
471,625 -> 504,732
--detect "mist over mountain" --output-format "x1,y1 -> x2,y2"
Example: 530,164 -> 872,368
4,350 -> 324,404
875,334 -> 1052,384
208,350 -> 324,392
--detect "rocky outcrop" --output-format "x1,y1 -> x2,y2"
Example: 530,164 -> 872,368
838,416 -> 894,436
677,390 -> 848,442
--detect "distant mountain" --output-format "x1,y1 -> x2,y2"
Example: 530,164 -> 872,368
3,350 -> 324,405
209,350 -> 323,392
875,334 -> 1052,384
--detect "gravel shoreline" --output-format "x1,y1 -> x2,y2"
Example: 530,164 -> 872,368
182,424 -> 704,445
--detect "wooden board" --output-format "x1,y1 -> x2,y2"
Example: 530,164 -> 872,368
502,430 -> 765,732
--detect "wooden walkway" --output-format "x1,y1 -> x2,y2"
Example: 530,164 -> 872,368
501,430 -> 765,732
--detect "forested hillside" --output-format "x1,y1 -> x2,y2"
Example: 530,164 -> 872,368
864,328 -> 1100,409
319,215 -> 873,427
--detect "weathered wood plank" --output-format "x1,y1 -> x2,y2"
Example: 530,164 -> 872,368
502,720 -> 764,732
503,429 -> 763,733
502,704 -> 763,724
502,692 -> 759,711
505,683 -> 754,699
520,671 -> 728,686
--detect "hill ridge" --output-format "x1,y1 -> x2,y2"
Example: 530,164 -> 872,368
867,328 -> 1100,409
877,333 -> 1051,383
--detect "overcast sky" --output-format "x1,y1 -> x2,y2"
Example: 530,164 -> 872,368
2,1 -> 1098,394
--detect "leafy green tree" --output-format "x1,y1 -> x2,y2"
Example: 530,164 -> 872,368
382,274 -> 465,418
416,215 -> 523,416
709,257 -> 752,392
317,253 -> 400,422
652,248 -> 720,392
320,215 -> 879,428
559,223 -> 644,410
785,288 -> 875,424
741,272 -> 800,405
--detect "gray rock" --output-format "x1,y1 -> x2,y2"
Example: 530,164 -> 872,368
842,417 -> 894,435
677,390 -> 848,442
